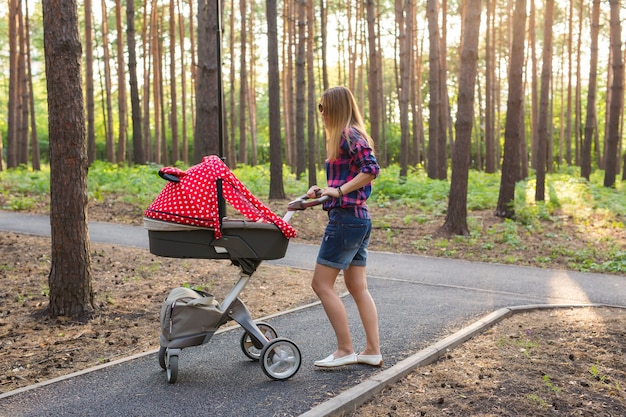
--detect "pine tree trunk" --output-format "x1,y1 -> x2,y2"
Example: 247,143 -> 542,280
603,0 -> 623,187
535,0 -> 554,202
495,0 -> 526,219
442,0 -> 481,235
101,0 -> 116,163
128,0 -> 144,164
581,0 -> 600,180
85,0 -> 96,165
267,0 -> 286,199
43,0 -> 94,319
115,0 -> 128,163
426,0 -> 441,179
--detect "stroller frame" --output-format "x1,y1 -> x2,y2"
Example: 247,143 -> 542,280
145,192 -> 325,383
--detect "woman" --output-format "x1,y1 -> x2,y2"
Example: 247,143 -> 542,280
308,86 -> 382,368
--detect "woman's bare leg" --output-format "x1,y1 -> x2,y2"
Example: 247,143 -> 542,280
311,263 -> 354,357
343,265 -> 380,355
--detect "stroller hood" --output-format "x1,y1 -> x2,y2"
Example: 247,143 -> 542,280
144,156 -> 296,239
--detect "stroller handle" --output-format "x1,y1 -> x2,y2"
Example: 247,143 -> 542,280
287,194 -> 329,211
283,194 -> 329,223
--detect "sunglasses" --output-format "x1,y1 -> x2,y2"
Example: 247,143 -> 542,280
318,103 -> 324,113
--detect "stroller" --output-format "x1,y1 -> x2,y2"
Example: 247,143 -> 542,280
143,156 -> 325,383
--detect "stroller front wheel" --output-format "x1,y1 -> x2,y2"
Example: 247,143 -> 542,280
260,338 -> 301,380
166,353 -> 179,383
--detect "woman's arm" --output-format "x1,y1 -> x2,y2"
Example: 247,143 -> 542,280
320,172 -> 376,199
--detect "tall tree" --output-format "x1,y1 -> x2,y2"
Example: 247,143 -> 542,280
85,0 -> 96,164
564,0 -> 574,166
194,0 -> 223,162
238,0 -> 249,164
295,0 -> 306,179
17,3 -> 28,166
7,0 -> 19,169
115,0 -> 128,163
441,0 -> 482,236
267,0 -> 286,199
396,0 -> 411,178
604,0 -> 623,187
227,0 -> 237,166
495,0 -> 526,219
306,0 -> 317,187
43,0 -> 94,318
426,0 -> 441,179
535,0 -> 554,202
169,0 -> 179,163
366,0 -> 381,161
24,0 -> 40,170
581,0 -> 600,180
141,0 -> 153,162
101,0 -> 115,162
128,0 -> 144,165
177,0 -> 190,164
484,0 -> 496,172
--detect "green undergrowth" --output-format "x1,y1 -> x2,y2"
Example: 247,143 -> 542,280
1,162 -> 625,274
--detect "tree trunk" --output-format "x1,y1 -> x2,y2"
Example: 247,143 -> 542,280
575,0 -> 584,165
85,0 -> 96,165
101,0 -> 115,162
307,0 -> 317,187
24,1 -> 40,170
495,0 -> 526,219
426,0 -> 441,180
152,1 -> 163,164
238,0 -> 248,164
43,0 -> 94,319
535,0 -> 554,202
484,0 -> 495,173
7,0 -> 19,169
177,0 -> 189,164
194,0 -> 222,162
282,0 -> 295,169
169,0 -> 179,163
142,0 -> 153,162
248,9 -> 258,167
529,0 -> 538,170
17,4 -> 29,166
396,0 -> 410,178
442,0 -> 481,236
581,0 -> 600,180
295,0 -> 306,179
267,0 -> 286,200
603,0 -> 623,188
128,0 -> 144,165
115,0 -> 128,163
228,0 -> 237,166
564,0 -> 574,166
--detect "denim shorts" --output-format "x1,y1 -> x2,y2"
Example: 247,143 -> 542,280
316,208 -> 372,270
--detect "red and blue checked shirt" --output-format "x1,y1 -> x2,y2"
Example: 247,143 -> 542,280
323,127 -> 380,219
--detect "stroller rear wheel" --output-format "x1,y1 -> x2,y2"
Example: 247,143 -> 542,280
158,346 -> 167,369
260,338 -> 301,380
240,322 -> 278,360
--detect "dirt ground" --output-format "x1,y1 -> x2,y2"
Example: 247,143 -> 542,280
1,199 -> 625,416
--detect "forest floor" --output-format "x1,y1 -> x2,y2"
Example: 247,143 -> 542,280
1,196 -> 625,416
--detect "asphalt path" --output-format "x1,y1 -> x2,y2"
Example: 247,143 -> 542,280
1,211 -> 625,416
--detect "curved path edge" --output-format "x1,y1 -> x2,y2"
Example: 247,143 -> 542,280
300,303 -> 619,417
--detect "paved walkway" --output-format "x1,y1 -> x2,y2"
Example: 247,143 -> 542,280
1,211 -> 625,416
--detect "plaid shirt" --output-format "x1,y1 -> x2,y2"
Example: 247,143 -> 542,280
323,127 -> 380,219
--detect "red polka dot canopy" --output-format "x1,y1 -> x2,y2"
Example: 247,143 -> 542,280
145,155 -> 297,239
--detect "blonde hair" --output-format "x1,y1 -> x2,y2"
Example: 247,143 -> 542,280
319,86 -> 375,161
